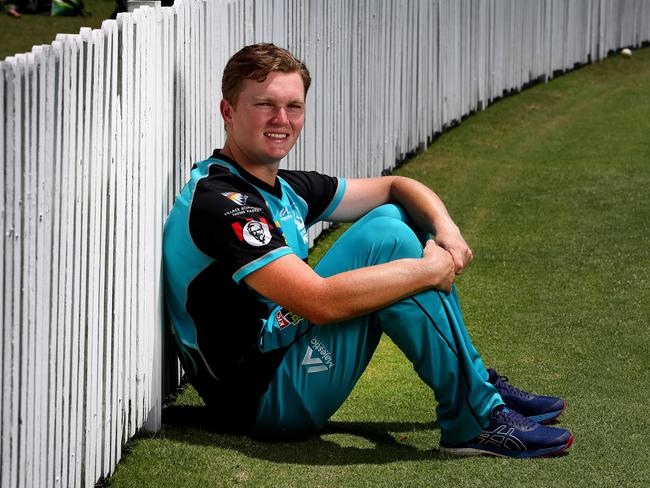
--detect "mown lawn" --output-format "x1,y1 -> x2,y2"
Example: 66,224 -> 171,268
107,46 -> 650,487
0,0 -> 116,60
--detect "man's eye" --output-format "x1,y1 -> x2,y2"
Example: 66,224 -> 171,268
287,105 -> 304,112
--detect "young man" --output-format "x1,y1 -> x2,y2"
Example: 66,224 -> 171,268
163,43 -> 573,458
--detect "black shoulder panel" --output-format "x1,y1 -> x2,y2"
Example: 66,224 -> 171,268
279,169 -> 339,226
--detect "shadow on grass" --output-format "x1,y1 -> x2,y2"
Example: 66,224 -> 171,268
162,404 -> 442,465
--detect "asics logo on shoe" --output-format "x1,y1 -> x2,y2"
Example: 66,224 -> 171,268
476,425 -> 527,451
302,337 -> 335,374
439,406 -> 573,458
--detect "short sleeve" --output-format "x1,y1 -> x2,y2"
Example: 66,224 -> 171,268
278,170 -> 346,226
189,175 -> 293,283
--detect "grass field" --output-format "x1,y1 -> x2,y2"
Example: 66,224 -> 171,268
105,47 -> 650,487
0,0 -> 116,60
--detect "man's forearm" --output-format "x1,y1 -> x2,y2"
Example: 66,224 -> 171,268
245,240 -> 455,326
389,176 -> 459,237
315,252 -> 447,324
389,176 -> 473,274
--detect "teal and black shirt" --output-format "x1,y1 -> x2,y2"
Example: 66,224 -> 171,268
163,150 -> 346,425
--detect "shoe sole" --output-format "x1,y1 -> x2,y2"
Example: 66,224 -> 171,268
528,401 -> 566,424
440,434 -> 574,459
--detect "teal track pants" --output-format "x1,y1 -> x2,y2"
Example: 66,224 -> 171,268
253,204 -> 503,444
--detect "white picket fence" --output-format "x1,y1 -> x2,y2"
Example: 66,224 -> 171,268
1,0 -> 648,486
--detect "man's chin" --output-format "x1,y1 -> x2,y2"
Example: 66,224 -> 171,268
253,153 -> 286,167
264,147 -> 293,162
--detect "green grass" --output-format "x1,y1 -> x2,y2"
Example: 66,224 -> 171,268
0,0 -> 116,61
108,47 -> 650,487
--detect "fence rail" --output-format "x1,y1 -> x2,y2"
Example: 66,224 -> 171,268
2,0 -> 649,486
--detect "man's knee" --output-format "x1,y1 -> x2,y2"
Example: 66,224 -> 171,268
314,204 -> 426,276
361,203 -> 409,222
351,215 -> 424,262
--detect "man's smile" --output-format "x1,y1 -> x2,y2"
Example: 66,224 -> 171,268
264,132 -> 289,139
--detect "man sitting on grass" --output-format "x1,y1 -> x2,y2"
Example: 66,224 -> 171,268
163,43 -> 573,458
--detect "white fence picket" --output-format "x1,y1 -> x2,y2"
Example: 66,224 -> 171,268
33,44 -> 49,488
1,1 -> 649,487
0,61 -> 5,488
21,51 -> 34,488
3,56 -> 18,488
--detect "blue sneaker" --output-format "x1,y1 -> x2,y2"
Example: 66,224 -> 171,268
488,368 -> 566,424
439,406 -> 574,458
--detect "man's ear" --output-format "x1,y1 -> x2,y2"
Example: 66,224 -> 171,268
220,99 -> 234,129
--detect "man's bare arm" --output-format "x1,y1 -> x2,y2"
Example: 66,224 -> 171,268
244,240 -> 455,325
245,175 -> 469,324
331,176 -> 473,274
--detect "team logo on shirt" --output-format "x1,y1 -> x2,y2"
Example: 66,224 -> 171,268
221,191 -> 248,206
279,207 -> 292,221
231,218 -> 273,247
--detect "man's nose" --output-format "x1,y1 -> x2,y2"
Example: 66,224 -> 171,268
272,107 -> 289,124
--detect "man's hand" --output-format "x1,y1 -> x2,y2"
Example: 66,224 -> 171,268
433,228 -> 473,275
422,240 -> 456,293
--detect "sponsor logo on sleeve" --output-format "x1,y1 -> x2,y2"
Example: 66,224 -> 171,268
221,191 -> 249,206
224,205 -> 263,217
231,217 -> 273,247
220,192 -> 267,217
275,308 -> 304,329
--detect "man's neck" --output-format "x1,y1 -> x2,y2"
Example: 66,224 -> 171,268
220,143 -> 279,187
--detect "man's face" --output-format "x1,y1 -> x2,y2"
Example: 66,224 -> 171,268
221,71 -> 305,168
